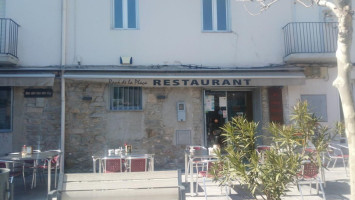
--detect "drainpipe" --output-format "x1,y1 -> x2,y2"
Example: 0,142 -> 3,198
60,0 -> 67,174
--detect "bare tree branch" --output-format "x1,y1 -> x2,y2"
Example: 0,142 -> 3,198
242,3 -> 263,15
316,0 -> 339,17
238,0 -> 281,15
296,0 -> 314,8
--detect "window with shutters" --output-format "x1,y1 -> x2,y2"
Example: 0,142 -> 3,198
202,0 -> 230,32
113,0 -> 138,29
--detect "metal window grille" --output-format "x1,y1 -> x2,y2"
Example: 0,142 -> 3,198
175,130 -> 192,145
111,86 -> 142,111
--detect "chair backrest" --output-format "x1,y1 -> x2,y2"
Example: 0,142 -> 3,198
130,158 -> 147,172
200,159 -> 220,178
187,145 -> 207,151
51,155 -> 60,166
104,159 -> 124,173
302,162 -> 319,179
327,145 -> 344,157
256,146 -> 271,152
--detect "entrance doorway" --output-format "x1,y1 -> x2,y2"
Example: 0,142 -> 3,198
204,90 -> 253,147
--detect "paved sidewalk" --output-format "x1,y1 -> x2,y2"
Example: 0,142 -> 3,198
185,166 -> 350,200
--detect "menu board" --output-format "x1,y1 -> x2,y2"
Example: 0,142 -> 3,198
205,95 -> 215,112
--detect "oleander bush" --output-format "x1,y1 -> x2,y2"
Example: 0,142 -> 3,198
211,101 -> 331,200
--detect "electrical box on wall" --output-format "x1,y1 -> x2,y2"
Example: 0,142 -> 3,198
177,102 -> 186,122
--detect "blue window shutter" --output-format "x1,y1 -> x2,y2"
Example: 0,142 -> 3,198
203,0 -> 213,30
114,0 -> 123,28
127,0 -> 136,28
217,0 -> 227,30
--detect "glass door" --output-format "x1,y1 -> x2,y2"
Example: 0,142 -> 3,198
204,90 -> 253,147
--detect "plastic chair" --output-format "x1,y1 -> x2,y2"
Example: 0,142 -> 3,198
103,158 -> 124,173
327,144 -> 348,174
195,160 -> 229,199
297,162 -> 326,200
36,154 -> 60,188
187,146 -> 208,177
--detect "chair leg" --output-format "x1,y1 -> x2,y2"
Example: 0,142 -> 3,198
55,166 -> 58,188
342,157 -> 348,175
22,165 -> 26,190
203,177 -> 207,200
318,178 -> 326,200
332,158 -> 337,168
326,159 -> 331,168
297,183 -> 305,200
195,175 -> 199,194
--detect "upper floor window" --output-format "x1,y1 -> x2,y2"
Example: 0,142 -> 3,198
110,86 -> 142,111
113,0 -> 138,29
202,0 -> 230,32
0,87 -> 12,132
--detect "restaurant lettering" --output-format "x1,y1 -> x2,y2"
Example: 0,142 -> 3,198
153,79 -> 251,86
108,78 -> 252,87
109,79 -> 148,86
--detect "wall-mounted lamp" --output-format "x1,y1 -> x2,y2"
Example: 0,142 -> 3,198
120,56 -> 133,65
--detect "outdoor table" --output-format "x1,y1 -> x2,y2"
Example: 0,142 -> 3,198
0,151 -> 60,195
92,153 -> 154,173
56,170 -> 185,200
184,150 -> 217,196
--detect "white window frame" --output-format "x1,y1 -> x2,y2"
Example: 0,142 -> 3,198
201,0 -> 231,32
110,85 -> 143,111
112,0 -> 139,30
0,87 -> 12,132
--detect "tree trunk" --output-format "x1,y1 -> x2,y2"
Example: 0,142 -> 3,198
331,0 -> 355,198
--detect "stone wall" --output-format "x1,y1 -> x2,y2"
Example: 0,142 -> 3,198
12,82 -> 61,153
65,80 -> 204,172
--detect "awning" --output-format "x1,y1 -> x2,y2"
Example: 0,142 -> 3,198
0,74 -> 55,86
63,71 -> 306,87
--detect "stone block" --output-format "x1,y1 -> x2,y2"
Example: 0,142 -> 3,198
94,97 -> 104,102
35,98 -> 45,107
26,107 -> 43,113
70,129 -> 85,134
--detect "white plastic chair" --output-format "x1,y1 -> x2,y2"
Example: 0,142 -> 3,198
195,160 -> 230,199
297,162 -> 326,200
327,144 -> 348,174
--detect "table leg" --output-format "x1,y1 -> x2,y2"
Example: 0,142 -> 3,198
48,158 -> 52,194
93,158 -> 96,173
151,156 -> 154,171
99,159 -> 102,173
184,154 -> 188,182
190,158 -> 195,196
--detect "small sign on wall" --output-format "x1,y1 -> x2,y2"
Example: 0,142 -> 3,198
24,88 -> 53,98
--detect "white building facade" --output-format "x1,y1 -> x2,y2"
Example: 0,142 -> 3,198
0,0 -> 354,171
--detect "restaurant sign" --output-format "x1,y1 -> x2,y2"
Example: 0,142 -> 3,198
108,78 -> 252,87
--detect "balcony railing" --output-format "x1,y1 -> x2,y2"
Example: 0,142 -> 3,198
0,18 -> 19,58
283,22 -> 338,58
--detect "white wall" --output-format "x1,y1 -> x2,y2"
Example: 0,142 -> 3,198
287,67 -> 341,127
4,0 -> 355,67
66,0 -> 294,67
6,0 -> 62,66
